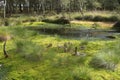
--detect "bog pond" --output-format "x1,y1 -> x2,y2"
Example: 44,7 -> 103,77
30,27 -> 120,40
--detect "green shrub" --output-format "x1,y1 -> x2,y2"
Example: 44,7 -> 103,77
75,15 -> 119,22
92,16 -> 106,22
75,16 -> 83,20
29,18 -> 37,22
15,40 -> 43,61
54,17 -> 70,24
42,17 -> 70,24
22,17 -> 37,23
84,15 -> 94,21
75,15 -> 95,21
42,19 -> 53,23
4,19 -> 9,26
109,16 -> 119,22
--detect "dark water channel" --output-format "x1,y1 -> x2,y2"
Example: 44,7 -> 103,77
30,27 -> 120,39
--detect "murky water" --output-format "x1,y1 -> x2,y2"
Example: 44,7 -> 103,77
30,27 -> 120,39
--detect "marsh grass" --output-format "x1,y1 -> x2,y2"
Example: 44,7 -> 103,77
72,66 -> 91,80
90,41 -> 120,70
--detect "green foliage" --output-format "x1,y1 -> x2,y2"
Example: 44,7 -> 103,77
42,17 -> 70,24
93,16 -> 106,22
75,15 -> 119,22
15,40 -> 43,61
4,19 -> 9,26
75,15 -> 94,21
22,17 -> 37,23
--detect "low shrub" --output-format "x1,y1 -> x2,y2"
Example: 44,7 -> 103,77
54,17 -> 70,24
74,16 -> 83,20
42,17 -> 70,24
109,16 -> 119,22
84,15 -> 94,21
15,40 -> 43,61
75,15 -> 119,22
29,18 -> 37,22
3,19 -> 9,26
42,19 -> 53,23
75,15 -> 93,21
22,17 -> 37,23
92,16 -> 109,22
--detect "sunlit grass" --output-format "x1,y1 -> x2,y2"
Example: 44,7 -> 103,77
0,12 -> 120,79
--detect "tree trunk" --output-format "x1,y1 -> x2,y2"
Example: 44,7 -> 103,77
19,4 -> 23,13
3,41 -> 8,58
3,0 -> 6,18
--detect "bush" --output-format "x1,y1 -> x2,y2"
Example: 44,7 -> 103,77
84,15 -> 94,21
109,16 -> 119,22
92,16 -> 106,22
75,16 -> 83,20
75,15 -> 119,22
42,19 -> 53,23
4,19 -> 9,26
42,17 -> 70,24
15,40 -> 43,61
22,17 -> 37,23
29,18 -> 37,22
54,17 -> 70,24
